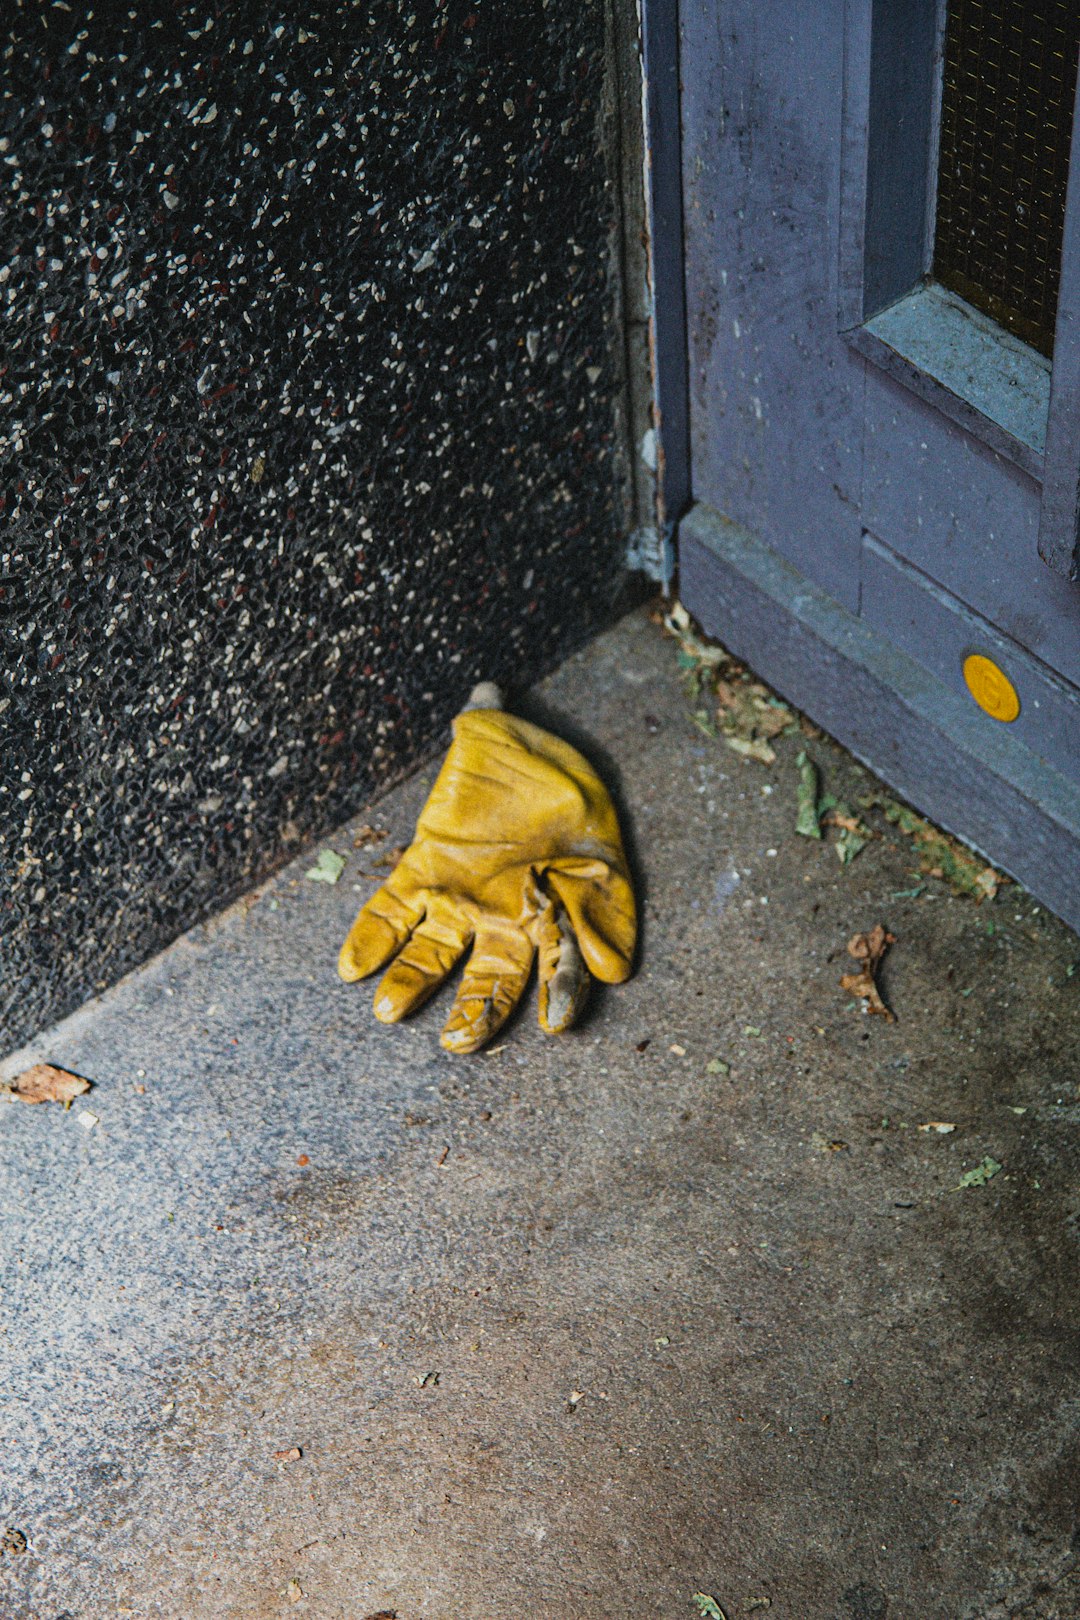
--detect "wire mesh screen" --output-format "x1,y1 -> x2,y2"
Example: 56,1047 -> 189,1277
934,0 -> 1080,357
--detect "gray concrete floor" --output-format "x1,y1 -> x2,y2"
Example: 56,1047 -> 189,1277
3,607 -> 1080,1620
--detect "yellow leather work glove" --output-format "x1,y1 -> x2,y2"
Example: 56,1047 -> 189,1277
338,685 -> 636,1053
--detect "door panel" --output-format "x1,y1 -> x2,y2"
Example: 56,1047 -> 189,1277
860,534 -> 1080,780
681,0 -> 1080,692
863,373 -> 1080,686
677,0 -> 1080,914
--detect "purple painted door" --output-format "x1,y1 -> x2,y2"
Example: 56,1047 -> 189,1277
678,0 -> 1080,788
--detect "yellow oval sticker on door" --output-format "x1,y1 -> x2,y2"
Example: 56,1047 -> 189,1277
963,653 -> 1020,722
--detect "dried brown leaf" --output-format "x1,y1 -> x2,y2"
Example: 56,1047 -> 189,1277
662,602 -> 731,669
723,734 -> 777,765
358,843 -> 408,877
824,810 -> 864,834
273,1446 -> 302,1462
4,1064 -> 91,1106
811,1131 -> 849,1152
352,823 -> 387,850
750,702 -> 794,741
840,924 -> 896,1021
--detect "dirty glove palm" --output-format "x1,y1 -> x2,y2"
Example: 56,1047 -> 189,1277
338,703 -> 635,1052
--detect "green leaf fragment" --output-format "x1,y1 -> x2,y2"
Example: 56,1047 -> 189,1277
743,1025 -> 762,1038
824,798 -> 872,864
305,849 -> 346,885
794,750 -> 822,839
870,796 -> 1001,901
835,826 -> 869,865
705,1058 -> 731,1076
956,1156 -> 1003,1189
692,1597 -> 727,1620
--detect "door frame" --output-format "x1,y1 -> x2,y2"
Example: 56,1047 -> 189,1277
642,0 -> 1080,929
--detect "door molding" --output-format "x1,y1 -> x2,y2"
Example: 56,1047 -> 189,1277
640,0 -> 691,588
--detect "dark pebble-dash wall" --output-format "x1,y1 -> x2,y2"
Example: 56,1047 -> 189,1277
0,2 -> 630,1053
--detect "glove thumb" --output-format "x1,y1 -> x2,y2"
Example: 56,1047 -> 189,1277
545,862 -> 636,986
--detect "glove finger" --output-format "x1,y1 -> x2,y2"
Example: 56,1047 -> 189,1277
536,896 -> 590,1034
373,914 -> 471,1023
440,927 -> 534,1054
545,866 -> 636,985
338,880 -> 424,983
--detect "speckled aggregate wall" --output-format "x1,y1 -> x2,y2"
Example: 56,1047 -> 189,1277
0,1 -> 630,1054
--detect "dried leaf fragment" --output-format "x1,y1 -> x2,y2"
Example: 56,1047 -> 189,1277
691,1596 -> 728,1620
663,602 -> 730,670
866,796 -> 1002,901
795,751 -> 822,839
662,603 -> 795,763
918,1121 -> 956,1134
305,849 -> 345,885
352,823 -> 387,850
4,1063 -> 91,1106
826,808 -> 866,834
723,733 -> 776,765
824,803 -> 873,865
811,1131 -> 848,1153
840,924 -> 896,1021
359,843 -> 408,877
286,1578 -> 303,1603
835,826 -> 869,865
1,1527 -> 27,1555
956,1156 -> 1002,1189
273,1446 -> 302,1462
